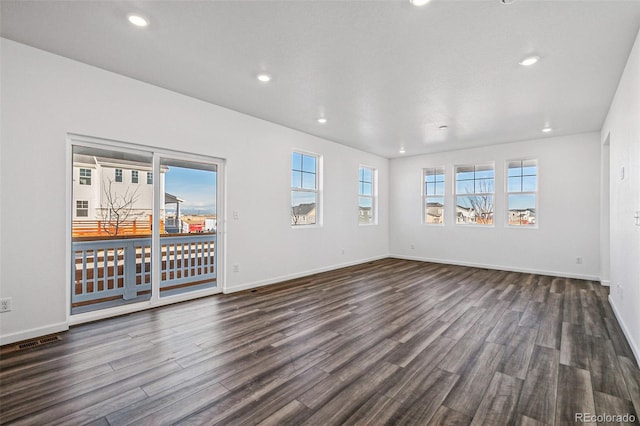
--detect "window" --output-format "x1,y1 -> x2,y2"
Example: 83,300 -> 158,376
507,159 -> 537,226
424,167 -> 445,224
115,168 -> 123,182
291,151 -> 319,226
147,172 -> 153,184
131,170 -> 139,184
455,163 -> 495,225
76,200 -> 89,217
79,168 -> 92,185
358,166 -> 376,224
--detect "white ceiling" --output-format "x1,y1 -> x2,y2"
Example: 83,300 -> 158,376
2,1 -> 640,158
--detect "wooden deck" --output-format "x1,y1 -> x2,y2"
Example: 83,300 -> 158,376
1,258 -> 638,425
72,219 -> 162,238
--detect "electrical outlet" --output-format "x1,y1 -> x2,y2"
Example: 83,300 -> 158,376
341,248 -> 345,255
410,244 -> 415,250
232,211 -> 240,220
576,256 -> 582,265
0,297 -> 12,313
233,264 -> 239,273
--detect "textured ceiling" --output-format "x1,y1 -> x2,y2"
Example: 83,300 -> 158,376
2,0 -> 640,158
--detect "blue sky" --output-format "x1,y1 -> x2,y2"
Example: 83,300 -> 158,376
165,167 -> 216,214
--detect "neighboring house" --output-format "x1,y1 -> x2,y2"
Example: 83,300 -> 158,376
72,154 -> 167,221
456,204 -> 495,224
456,205 -> 475,224
164,192 -> 187,233
291,203 -> 316,225
359,206 -> 372,223
426,202 -> 443,224
509,208 -> 536,225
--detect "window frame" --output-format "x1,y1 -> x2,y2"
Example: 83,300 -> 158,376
290,151 -> 321,227
76,200 -> 89,217
79,168 -> 92,185
131,170 -> 139,184
454,162 -> 495,226
505,159 -> 538,228
115,168 -> 123,183
358,165 -> 377,225
146,171 -> 153,184
423,167 -> 446,225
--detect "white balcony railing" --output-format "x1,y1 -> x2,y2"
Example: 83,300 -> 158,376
72,234 -> 216,313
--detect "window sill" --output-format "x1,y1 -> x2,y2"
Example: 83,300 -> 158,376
455,223 -> 496,228
506,225 -> 539,229
291,224 -> 322,230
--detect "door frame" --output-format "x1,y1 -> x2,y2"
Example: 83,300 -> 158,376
66,133 -> 225,326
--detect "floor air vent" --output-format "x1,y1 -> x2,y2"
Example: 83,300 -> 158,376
16,335 -> 62,351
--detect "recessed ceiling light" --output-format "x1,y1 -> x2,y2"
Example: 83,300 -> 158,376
410,0 -> 431,6
399,148 -> 406,154
519,55 -> 540,66
317,117 -> 327,124
257,73 -> 271,83
542,127 -> 553,133
127,14 -> 149,27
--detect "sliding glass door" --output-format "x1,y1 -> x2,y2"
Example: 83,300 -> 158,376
70,139 -> 220,316
159,157 -> 217,297
71,145 -> 155,314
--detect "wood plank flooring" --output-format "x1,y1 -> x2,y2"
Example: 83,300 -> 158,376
1,258 -> 639,425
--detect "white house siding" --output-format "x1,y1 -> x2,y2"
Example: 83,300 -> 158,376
72,162 -> 100,220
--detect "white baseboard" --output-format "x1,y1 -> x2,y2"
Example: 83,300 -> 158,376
608,295 -> 640,365
1,255 -> 611,347
389,254 -> 601,281
223,254 -> 389,294
0,322 -> 69,347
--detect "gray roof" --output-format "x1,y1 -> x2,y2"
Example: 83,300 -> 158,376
73,154 -> 97,166
292,203 -> 316,216
165,193 -> 184,204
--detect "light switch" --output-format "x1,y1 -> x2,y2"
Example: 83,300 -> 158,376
233,211 -> 240,220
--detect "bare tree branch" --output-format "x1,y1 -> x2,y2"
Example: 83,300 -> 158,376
291,206 -> 300,225
98,178 -> 140,236
462,180 -> 494,224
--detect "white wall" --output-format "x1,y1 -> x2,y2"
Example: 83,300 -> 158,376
601,29 -> 640,361
0,39 -> 389,344
389,133 -> 601,280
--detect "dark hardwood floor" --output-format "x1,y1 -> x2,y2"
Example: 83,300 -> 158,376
1,258 -> 639,425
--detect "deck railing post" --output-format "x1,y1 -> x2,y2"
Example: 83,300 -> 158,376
123,241 -> 137,300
